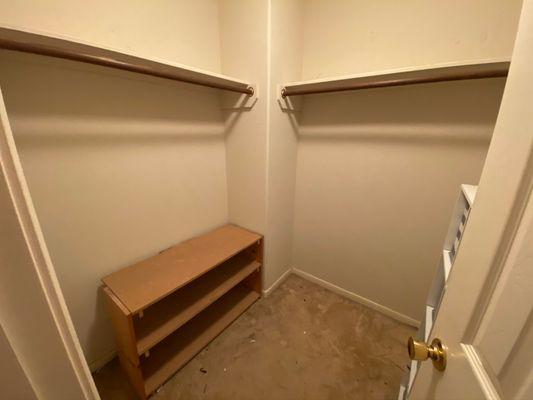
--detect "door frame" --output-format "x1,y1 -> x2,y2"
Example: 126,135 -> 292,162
0,87 -> 99,399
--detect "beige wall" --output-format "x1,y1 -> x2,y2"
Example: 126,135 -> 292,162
0,0 -> 222,73
219,0 -> 304,291
0,321 -> 37,399
291,0 -> 522,323
293,79 -> 506,321
0,1 -> 524,377
264,0 -> 303,289
219,0 -> 269,234
301,0 -> 523,79
0,0 -> 227,368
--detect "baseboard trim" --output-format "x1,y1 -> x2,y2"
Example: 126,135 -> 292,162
262,268 -> 292,297
88,349 -> 116,373
292,268 -> 420,328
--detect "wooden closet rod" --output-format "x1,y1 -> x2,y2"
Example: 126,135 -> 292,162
280,61 -> 509,97
0,27 -> 254,96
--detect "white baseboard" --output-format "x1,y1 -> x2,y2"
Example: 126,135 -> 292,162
88,349 -> 117,373
292,268 -> 420,328
262,268 -> 292,297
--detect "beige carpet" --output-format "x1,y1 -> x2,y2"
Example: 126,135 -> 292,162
93,274 -> 415,399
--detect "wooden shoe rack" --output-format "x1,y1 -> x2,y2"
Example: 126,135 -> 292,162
102,224 -> 262,399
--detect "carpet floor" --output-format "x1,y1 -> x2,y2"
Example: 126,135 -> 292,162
93,274 -> 415,399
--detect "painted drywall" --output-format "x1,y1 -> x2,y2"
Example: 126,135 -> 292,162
219,0 -> 269,234
411,5 -> 533,393
263,0 -> 303,289
300,0 -> 523,79
292,79 -> 507,321
291,0 -> 523,322
219,0 -> 303,290
0,1 -> 228,368
0,0 -> 222,73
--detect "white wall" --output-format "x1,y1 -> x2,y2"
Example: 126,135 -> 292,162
264,0 -> 303,290
0,0 -> 227,368
301,0 -> 523,79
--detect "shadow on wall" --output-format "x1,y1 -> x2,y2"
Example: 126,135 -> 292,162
0,51 -> 226,145
0,50 -> 229,368
278,97 -> 301,140
298,78 -> 507,145
292,78 -> 507,322
221,92 -> 258,140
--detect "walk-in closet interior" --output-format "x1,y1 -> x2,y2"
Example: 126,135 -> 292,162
0,0 -> 527,399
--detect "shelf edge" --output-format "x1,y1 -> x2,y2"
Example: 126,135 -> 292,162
281,59 -> 510,97
0,25 -> 254,95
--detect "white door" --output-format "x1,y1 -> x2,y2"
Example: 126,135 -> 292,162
410,1 -> 533,398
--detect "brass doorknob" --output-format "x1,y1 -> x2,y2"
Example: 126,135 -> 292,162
407,337 -> 447,371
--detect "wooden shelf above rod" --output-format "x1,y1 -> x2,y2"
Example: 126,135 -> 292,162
0,26 -> 254,95
280,60 -> 510,97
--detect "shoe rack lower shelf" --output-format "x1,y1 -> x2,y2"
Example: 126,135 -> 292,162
134,254 -> 261,356
142,284 -> 259,395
